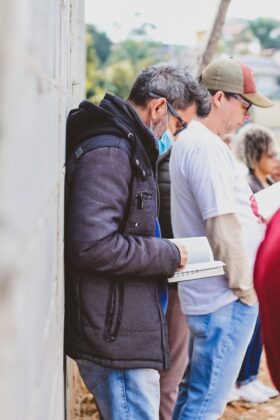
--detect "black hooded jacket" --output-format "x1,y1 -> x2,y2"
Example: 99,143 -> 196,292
64,94 -> 180,369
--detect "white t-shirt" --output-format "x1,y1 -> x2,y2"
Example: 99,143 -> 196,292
170,120 -> 265,315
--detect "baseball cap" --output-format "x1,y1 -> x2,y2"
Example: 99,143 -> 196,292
200,57 -> 274,108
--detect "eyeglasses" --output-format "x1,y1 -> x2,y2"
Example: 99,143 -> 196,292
149,92 -> 188,136
227,93 -> 252,112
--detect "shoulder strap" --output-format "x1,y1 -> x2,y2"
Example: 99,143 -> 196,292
65,134 -> 132,190
73,134 -> 131,161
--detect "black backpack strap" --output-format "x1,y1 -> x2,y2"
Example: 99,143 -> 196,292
64,133 -> 138,236
73,134 -> 131,161
66,132 -> 149,188
75,134 -> 148,182
65,134 -> 132,188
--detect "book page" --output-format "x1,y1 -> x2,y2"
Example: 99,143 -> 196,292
254,181 -> 280,220
168,236 -> 225,282
169,236 -> 213,264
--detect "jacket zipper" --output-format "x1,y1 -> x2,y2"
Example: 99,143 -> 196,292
136,191 -> 153,209
103,280 -> 124,343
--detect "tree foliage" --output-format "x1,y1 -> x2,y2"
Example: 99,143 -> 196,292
87,24 -> 112,64
86,24 -> 169,103
86,17 -> 280,103
249,18 -> 280,50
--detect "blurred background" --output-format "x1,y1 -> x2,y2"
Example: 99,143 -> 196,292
85,0 -> 280,139
0,1 -> 279,419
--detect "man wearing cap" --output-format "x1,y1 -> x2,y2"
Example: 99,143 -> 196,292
170,57 -> 273,419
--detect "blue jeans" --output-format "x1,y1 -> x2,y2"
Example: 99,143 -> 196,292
77,359 -> 160,420
237,315 -> 262,385
172,300 -> 258,420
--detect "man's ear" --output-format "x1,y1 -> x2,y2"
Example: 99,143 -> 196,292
212,91 -> 224,108
150,97 -> 167,121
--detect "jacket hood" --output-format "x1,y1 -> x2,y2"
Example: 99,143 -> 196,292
66,94 -> 158,161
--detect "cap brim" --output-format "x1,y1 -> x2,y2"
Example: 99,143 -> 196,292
242,92 -> 274,108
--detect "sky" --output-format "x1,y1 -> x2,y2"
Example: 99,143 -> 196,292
85,0 -> 280,46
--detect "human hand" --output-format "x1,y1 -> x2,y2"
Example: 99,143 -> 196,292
172,241 -> 188,268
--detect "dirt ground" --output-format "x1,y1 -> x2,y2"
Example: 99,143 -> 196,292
72,354 -> 280,419
221,355 -> 280,420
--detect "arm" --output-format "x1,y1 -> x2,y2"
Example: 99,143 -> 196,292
206,213 -> 257,304
66,147 -> 180,277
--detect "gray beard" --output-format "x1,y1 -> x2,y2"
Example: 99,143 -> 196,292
150,112 -> 168,140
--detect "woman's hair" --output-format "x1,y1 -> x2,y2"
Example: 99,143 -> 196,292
232,123 -> 277,170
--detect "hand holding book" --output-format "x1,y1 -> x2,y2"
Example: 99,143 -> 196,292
168,236 -> 225,283
173,241 -> 188,268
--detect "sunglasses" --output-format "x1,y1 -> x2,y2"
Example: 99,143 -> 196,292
227,93 -> 252,112
149,92 -> 188,136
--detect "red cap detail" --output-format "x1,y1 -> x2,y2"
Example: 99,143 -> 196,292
240,62 -> 257,94
239,63 -> 257,93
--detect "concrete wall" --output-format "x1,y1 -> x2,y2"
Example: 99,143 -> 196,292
0,1 -> 85,419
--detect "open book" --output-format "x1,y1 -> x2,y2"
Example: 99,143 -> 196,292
168,236 -> 225,283
254,181 -> 280,220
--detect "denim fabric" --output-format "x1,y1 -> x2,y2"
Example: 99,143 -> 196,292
172,300 -> 258,420
77,359 -> 160,420
237,315 -> 262,385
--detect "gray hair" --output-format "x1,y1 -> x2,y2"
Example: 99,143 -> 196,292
232,123 -> 278,169
128,63 -> 211,117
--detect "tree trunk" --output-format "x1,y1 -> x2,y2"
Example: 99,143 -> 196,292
195,0 -> 232,77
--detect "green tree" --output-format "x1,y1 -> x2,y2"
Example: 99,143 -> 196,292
85,22 -> 171,101
104,55 -> 159,99
86,25 -> 112,101
128,22 -> 156,40
249,18 -> 280,50
86,32 -> 100,98
104,61 -> 135,98
87,24 -> 112,64
108,39 -> 160,67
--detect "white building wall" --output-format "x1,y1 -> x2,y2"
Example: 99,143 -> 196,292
0,1 -> 85,419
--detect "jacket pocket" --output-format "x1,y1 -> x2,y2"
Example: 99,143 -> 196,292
103,279 -> 124,343
126,189 -> 156,236
120,279 -> 161,332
